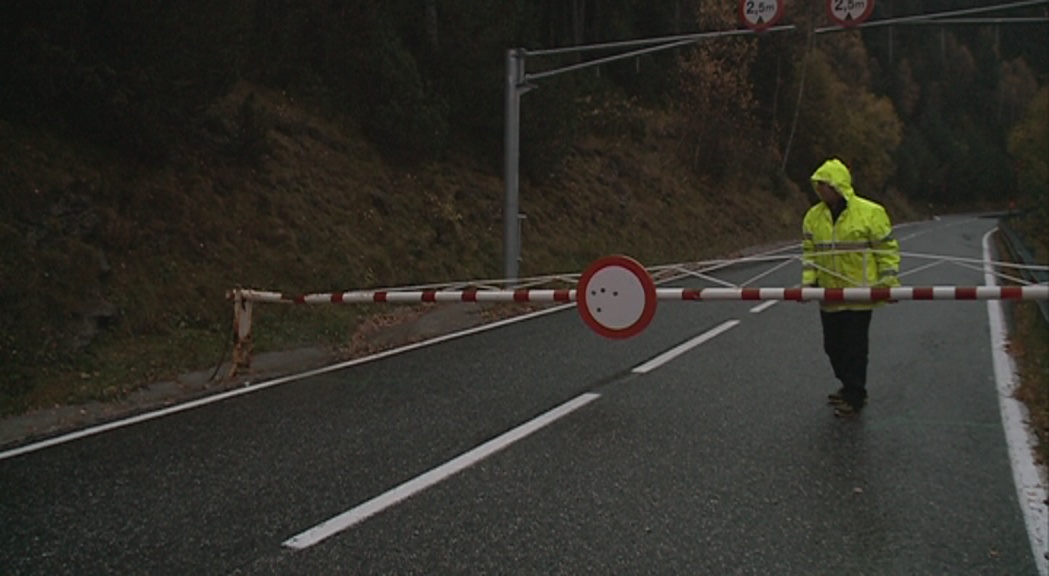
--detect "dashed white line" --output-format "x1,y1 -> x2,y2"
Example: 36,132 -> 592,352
750,300 -> 778,314
282,392 -> 601,550
632,320 -> 740,374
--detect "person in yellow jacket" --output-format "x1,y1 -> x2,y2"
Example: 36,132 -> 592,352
802,158 -> 901,416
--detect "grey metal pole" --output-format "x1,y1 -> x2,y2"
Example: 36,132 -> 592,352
503,49 -> 524,284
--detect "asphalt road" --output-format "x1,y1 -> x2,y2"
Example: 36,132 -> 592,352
1,215 -> 1042,575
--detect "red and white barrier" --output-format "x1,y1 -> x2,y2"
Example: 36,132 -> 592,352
232,285 -> 1048,305
225,254 -> 1048,374
233,288 -> 576,304
660,285 -> 1049,302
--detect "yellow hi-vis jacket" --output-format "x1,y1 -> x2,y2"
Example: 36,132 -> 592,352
802,159 -> 901,311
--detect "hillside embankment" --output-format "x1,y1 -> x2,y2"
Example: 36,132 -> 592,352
0,79 -> 956,446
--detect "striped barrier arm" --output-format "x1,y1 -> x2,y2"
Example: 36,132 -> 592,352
232,285 -> 1049,305
224,283 -> 1047,376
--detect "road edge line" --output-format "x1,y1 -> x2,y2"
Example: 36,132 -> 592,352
0,304 -> 574,462
983,228 -> 1048,576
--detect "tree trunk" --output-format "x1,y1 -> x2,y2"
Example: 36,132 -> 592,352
572,0 -> 585,45
425,0 -> 438,50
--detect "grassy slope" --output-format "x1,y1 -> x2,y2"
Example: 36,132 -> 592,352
0,80 -> 926,416
1001,212 -> 1049,466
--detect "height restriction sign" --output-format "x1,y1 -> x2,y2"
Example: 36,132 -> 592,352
739,0 -> 784,31
827,0 -> 875,27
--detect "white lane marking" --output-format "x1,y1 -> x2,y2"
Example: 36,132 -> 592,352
898,215 -> 983,242
750,300 -> 778,314
631,320 -> 740,374
0,304 -> 574,462
983,229 -> 1048,576
282,392 -> 601,550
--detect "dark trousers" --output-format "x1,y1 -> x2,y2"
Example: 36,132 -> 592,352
819,309 -> 873,403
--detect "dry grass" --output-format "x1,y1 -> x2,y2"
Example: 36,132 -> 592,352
1008,301 -> 1049,467
999,208 -> 1049,467
517,107 -> 811,275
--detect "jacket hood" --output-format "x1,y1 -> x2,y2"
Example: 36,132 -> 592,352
810,158 -> 856,200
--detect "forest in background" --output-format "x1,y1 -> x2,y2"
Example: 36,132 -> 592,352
2,0 -> 1046,195
0,0 -> 1046,413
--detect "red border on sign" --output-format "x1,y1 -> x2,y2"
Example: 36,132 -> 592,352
738,0 -> 786,32
577,255 -> 657,339
826,0 -> 876,27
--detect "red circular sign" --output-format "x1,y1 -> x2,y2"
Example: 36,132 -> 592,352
739,0 -> 785,31
577,255 -> 657,339
827,0 -> 875,27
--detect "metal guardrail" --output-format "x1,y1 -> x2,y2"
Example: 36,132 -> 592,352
999,214 -> 1049,325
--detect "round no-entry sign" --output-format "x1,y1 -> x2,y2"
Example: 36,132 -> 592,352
577,255 -> 657,339
827,0 -> 875,27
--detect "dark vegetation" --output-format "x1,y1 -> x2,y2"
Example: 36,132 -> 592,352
0,0 -> 1046,424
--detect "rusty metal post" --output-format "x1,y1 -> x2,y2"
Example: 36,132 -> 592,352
228,290 -> 253,379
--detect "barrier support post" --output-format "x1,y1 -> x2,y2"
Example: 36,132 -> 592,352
228,290 -> 253,379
